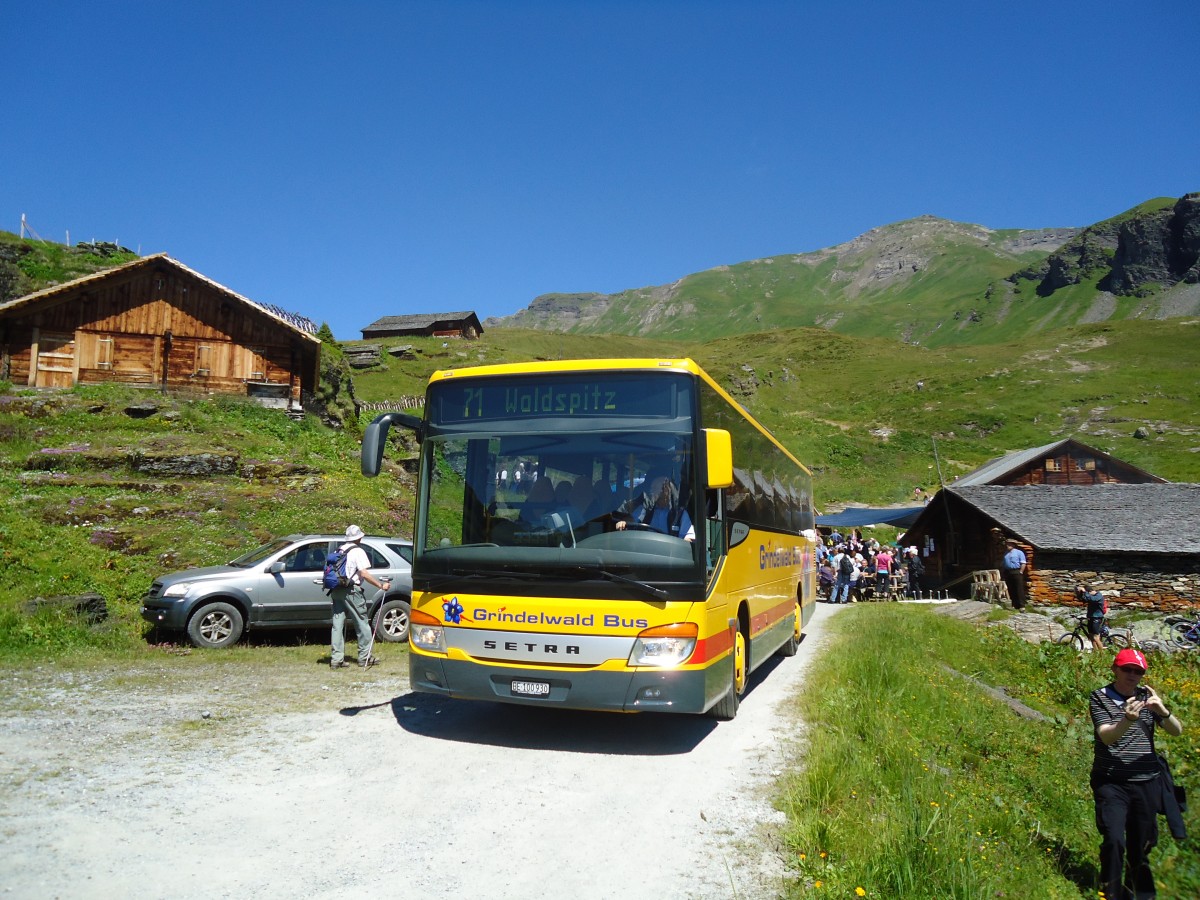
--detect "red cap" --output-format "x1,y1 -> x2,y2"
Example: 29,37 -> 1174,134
1113,648 -> 1147,672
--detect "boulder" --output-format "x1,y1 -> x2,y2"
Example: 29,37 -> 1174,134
344,345 -> 383,368
131,451 -> 238,476
23,592 -> 108,624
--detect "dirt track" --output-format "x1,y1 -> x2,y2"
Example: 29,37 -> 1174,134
0,607 -> 840,899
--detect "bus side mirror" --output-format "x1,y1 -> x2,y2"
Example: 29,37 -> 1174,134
704,428 -> 733,489
361,411 -> 423,477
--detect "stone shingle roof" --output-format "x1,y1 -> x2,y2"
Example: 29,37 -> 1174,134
949,484 -> 1200,553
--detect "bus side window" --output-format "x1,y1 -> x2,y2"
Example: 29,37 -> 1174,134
705,489 -> 725,577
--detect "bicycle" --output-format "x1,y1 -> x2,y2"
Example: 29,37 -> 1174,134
1056,614 -> 1130,651
1165,614 -> 1200,650
1121,619 -> 1163,654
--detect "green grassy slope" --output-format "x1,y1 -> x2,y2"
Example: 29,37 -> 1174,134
502,218 -> 1059,346
0,231 -> 139,302
0,385 -> 411,656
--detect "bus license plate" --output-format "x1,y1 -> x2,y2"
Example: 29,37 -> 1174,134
511,679 -> 550,697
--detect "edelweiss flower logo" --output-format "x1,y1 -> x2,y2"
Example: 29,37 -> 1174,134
442,597 -> 464,624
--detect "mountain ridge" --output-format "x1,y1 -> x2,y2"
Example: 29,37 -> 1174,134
487,195 -> 1200,347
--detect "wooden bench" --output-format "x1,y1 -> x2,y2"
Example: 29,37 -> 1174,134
971,569 -> 1011,604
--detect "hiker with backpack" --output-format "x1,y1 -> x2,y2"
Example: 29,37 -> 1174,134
328,525 -> 390,670
832,546 -> 855,604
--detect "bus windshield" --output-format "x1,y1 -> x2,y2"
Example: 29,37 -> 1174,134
415,372 -> 704,595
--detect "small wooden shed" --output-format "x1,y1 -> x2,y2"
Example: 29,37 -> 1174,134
360,311 -> 483,340
0,255 -> 320,406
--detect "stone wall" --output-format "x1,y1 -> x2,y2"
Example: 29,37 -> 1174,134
1029,550 -> 1200,613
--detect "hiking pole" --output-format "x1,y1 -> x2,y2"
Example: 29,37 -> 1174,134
370,578 -> 393,643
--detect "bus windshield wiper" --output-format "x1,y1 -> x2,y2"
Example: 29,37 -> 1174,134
420,568 -> 551,590
567,566 -> 668,599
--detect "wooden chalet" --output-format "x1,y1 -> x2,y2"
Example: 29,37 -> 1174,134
0,255 -> 320,407
361,311 -> 483,340
902,484 -> 1200,612
946,438 -> 1165,487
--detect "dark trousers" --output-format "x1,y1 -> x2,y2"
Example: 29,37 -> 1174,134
1002,568 -> 1026,608
1093,778 -> 1160,900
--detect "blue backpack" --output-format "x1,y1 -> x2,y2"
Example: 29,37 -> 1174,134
322,544 -> 355,593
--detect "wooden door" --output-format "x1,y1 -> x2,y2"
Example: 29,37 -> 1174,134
34,332 -> 76,388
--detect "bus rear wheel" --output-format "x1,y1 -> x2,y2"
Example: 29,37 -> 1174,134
709,628 -> 746,721
777,603 -> 801,657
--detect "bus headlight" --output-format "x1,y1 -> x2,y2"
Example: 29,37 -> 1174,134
409,609 -> 446,653
628,623 -> 698,667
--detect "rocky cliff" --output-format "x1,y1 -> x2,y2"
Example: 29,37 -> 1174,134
1101,192 -> 1200,294
1016,194 -> 1200,297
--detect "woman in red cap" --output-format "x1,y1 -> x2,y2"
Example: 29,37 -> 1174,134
1089,648 -> 1183,899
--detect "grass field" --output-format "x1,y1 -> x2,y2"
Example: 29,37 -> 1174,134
778,605 -> 1199,898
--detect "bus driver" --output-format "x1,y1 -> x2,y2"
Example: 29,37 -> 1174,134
615,474 -> 695,541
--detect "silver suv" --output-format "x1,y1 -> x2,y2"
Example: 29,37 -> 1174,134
141,534 -> 413,649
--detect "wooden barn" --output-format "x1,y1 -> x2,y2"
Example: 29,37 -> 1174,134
0,255 -> 320,407
901,484 -> 1200,612
360,311 -> 483,340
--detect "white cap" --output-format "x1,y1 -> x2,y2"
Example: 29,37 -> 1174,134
345,524 -> 365,541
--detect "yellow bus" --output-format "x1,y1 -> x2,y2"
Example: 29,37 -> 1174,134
361,358 -> 817,719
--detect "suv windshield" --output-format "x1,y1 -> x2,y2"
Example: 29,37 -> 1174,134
229,538 -> 294,568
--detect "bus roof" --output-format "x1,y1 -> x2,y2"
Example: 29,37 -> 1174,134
426,358 -> 702,382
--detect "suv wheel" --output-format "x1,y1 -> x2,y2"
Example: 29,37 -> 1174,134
374,598 -> 411,643
187,602 -> 245,649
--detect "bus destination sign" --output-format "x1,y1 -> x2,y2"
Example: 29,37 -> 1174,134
431,375 -> 685,423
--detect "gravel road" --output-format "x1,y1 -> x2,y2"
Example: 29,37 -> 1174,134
0,606 -> 840,900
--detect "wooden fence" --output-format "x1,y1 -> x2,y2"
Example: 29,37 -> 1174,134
357,396 -> 424,413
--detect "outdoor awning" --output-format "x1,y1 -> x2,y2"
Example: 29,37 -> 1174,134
815,506 -> 925,529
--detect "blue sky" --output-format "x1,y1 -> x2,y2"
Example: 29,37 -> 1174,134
5,1 -> 1197,339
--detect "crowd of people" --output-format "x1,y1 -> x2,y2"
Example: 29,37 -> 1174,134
816,529 -> 926,602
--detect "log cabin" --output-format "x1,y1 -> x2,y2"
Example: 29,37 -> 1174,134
0,255 -> 320,408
